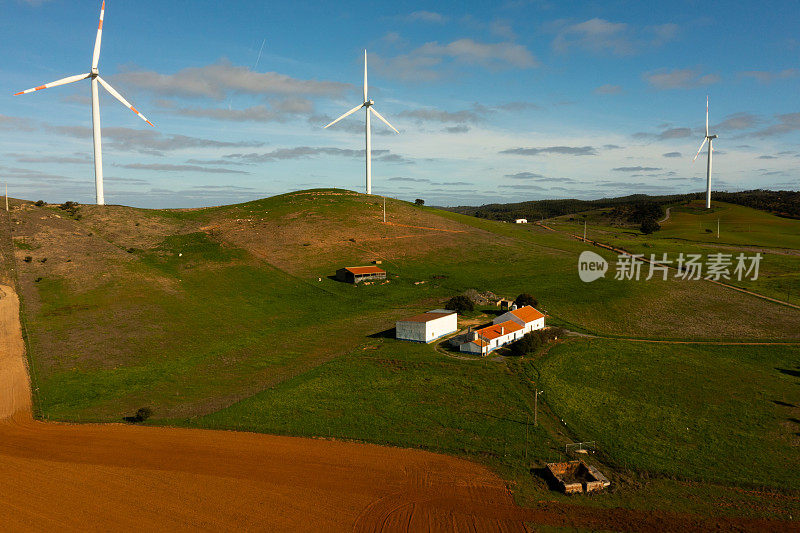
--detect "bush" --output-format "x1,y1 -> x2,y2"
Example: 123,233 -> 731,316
34,200 -> 46,206
508,327 -> 566,356
415,198 -> 425,206
23,256 -> 32,263
445,295 -> 474,313
514,293 -> 538,308
134,407 -> 152,422
640,218 -> 661,235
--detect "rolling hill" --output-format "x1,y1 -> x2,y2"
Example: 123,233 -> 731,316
2,188 -> 799,522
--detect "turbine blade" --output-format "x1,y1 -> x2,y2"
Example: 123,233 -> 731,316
13,73 -> 91,95
92,1 -> 106,70
692,137 -> 707,162
705,95 -> 709,137
97,76 -> 154,126
363,49 -> 368,102
370,107 -> 399,134
323,103 -> 364,128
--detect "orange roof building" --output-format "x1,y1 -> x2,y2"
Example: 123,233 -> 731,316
461,305 -> 546,356
336,265 -> 387,284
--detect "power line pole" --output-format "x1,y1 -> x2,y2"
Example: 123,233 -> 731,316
534,389 -> 539,426
4,183 -> 7,212
717,218 -> 720,239
583,219 -> 587,242
383,196 -> 386,223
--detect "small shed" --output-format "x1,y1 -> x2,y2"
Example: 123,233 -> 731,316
336,266 -> 387,284
515,218 -> 528,224
396,310 -> 457,343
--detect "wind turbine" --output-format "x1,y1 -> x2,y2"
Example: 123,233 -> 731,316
692,96 -> 717,209
14,1 -> 154,206
323,50 -> 398,195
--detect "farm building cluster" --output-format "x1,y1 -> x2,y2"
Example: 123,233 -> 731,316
459,306 -> 545,355
393,303 -> 546,356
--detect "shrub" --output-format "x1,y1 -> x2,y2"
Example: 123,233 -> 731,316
640,218 -> 661,235
514,293 -> 538,308
415,198 -> 425,206
445,295 -> 474,313
508,327 -> 566,356
23,256 -> 32,263
40,258 -> 47,263
134,407 -> 152,422
34,200 -> 46,206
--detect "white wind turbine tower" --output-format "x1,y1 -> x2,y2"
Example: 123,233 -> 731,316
692,96 -> 718,209
323,50 -> 399,195
14,1 -> 154,206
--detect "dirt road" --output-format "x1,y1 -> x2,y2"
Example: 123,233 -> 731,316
0,285 -> 31,420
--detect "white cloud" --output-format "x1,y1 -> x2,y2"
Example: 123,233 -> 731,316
406,11 -> 447,24
643,68 -> 720,90
372,38 -> 538,81
113,60 -> 350,100
553,19 -> 678,56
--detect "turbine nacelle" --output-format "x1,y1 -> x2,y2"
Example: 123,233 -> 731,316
364,100 -> 374,107
708,134 -> 718,140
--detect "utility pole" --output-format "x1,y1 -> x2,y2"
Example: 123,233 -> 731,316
583,219 -> 587,242
383,196 -> 386,223
4,183 -> 7,212
534,389 -> 540,426
717,218 -> 720,239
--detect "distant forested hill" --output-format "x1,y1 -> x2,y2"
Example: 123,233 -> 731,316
441,190 -> 800,221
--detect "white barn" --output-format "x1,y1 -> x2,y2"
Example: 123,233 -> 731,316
396,310 -> 458,343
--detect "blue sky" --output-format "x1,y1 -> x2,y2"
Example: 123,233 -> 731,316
1,0 -> 798,208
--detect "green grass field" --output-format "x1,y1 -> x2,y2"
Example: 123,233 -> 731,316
537,338 -> 800,490
5,189 -> 800,521
549,201 -> 800,306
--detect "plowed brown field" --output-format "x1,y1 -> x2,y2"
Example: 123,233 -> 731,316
2,284 -> 796,532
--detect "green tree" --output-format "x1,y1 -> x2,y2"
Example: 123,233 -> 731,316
445,295 -> 474,313
640,218 -> 661,235
514,293 -> 538,308
415,198 -> 425,206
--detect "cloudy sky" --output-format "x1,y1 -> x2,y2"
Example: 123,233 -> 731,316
1,0 -> 798,208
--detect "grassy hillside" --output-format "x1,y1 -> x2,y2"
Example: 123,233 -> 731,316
537,338 -> 800,490
549,200 -> 800,306
2,188 -> 800,520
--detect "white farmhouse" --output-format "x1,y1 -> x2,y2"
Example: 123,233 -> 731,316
493,305 -> 545,333
459,306 -> 546,356
515,218 -> 528,224
396,310 -> 458,343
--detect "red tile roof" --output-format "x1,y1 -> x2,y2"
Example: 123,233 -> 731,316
476,320 -> 523,340
398,312 -> 454,323
345,266 -> 386,275
510,306 -> 545,323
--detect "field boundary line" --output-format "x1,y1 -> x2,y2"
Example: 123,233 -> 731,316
537,222 -> 800,310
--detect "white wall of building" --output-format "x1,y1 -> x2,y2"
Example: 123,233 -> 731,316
396,313 -> 457,343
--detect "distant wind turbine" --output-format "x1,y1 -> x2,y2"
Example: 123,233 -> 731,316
692,96 -> 718,209
14,1 -> 154,206
323,50 -> 399,195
